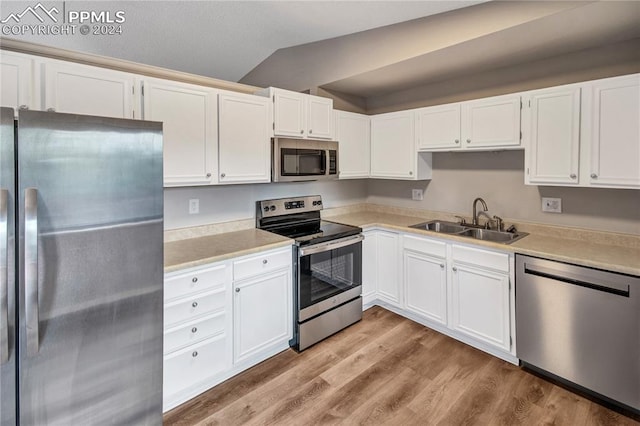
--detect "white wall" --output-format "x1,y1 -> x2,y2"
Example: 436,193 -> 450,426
164,179 -> 367,229
366,151 -> 640,235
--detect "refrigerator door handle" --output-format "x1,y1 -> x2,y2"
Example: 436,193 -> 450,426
25,188 -> 39,356
0,189 -> 8,363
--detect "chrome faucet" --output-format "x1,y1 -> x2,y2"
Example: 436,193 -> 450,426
472,197 -> 488,226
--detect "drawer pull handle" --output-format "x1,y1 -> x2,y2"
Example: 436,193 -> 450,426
263,259 -> 268,264
192,351 -> 198,358
192,302 -> 198,308
191,327 -> 198,333
235,288 -> 240,293
440,263 -> 445,269
192,277 -> 198,283
452,266 -> 457,272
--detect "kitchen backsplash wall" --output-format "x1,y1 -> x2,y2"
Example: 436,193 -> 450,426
366,150 -> 640,236
164,179 -> 368,230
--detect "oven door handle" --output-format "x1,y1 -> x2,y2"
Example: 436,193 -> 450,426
299,234 -> 364,256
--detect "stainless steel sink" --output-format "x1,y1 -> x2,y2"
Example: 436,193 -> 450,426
409,221 -> 467,234
409,220 -> 528,244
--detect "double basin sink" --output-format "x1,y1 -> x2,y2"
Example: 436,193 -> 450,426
409,220 -> 528,244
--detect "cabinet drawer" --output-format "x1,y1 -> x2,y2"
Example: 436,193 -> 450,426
233,248 -> 291,281
165,264 -> 227,302
163,335 -> 228,397
403,234 -> 446,258
452,244 -> 509,272
164,312 -> 226,354
164,289 -> 226,328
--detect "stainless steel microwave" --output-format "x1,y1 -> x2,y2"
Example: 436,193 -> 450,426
272,138 -> 339,182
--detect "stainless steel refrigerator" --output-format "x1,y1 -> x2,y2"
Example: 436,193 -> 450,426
0,108 -> 164,425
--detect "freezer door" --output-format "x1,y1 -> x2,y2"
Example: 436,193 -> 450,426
17,110 -> 163,425
0,108 -> 16,425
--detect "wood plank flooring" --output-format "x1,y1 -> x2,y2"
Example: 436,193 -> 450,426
164,306 -> 640,426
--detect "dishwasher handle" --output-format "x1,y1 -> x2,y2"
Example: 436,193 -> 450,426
524,263 -> 629,297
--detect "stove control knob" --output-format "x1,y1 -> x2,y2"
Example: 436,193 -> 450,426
317,200 -> 322,205
270,205 -> 276,212
263,206 -> 269,212
312,201 -> 317,206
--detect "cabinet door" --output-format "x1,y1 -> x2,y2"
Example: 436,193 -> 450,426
143,79 -> 216,186
404,250 -> 447,325
43,59 -> 136,119
218,92 -> 271,183
307,95 -> 333,139
361,231 -> 378,304
376,231 -> 400,306
233,269 -> 291,364
462,94 -> 521,149
526,87 -> 581,185
0,51 -> 37,114
589,75 -> 640,188
273,89 -> 305,138
370,111 -> 415,179
450,262 -> 510,352
335,110 -> 370,178
416,103 -> 461,151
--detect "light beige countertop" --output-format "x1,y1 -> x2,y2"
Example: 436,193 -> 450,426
325,212 -> 640,276
164,228 -> 293,273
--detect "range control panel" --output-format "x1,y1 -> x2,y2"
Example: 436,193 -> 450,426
257,195 -> 323,218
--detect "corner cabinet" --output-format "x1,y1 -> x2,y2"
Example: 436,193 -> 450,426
142,78 -> 217,187
334,110 -> 370,179
43,59 -> 138,119
0,51 -> 38,114
370,110 -> 432,180
218,91 -> 271,184
257,87 -> 334,139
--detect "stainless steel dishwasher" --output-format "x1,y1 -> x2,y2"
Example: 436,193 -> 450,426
516,255 -> 640,413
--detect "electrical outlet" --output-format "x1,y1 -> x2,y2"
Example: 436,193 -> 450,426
542,197 -> 562,213
189,199 -> 200,214
412,189 -> 424,201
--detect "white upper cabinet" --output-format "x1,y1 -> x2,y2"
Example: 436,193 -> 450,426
461,94 -> 521,150
416,94 -> 521,152
143,78 -> 217,187
416,103 -> 461,150
370,110 -> 432,180
0,51 -> 38,114
257,87 -> 334,139
43,59 -> 137,119
218,91 -> 271,184
587,75 -> 640,188
525,86 -> 581,185
334,110 -> 370,179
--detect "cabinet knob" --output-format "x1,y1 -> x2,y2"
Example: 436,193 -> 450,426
440,263 -> 445,269
590,173 -> 598,179
192,277 -> 198,283
235,288 -> 240,293
192,302 -> 198,308
570,174 -> 577,179
455,139 -> 459,144
300,130 -> 304,134
221,173 -> 226,178
409,171 -> 413,175
191,327 -> 198,333
192,351 -> 198,358
466,139 -> 471,144
262,259 -> 268,264
19,105 -> 29,110
206,173 -> 211,178
47,108 -> 56,112
452,266 -> 457,272
309,129 -> 313,134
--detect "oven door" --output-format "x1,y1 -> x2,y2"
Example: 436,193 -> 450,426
298,234 -> 363,322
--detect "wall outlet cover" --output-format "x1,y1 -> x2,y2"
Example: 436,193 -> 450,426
189,198 -> 200,214
412,189 -> 424,201
542,197 -> 562,213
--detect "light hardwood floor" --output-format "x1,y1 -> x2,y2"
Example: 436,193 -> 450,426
164,306 -> 640,426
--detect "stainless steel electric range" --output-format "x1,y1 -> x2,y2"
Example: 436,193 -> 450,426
256,195 -> 363,351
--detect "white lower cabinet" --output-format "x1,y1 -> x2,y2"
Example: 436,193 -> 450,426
364,230 -> 516,363
162,245 -> 292,412
450,245 -> 511,352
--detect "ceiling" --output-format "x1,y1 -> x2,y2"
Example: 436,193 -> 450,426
2,0 -> 484,82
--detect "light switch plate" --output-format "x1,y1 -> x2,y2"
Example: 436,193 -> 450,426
189,199 -> 200,214
542,197 -> 562,213
412,189 -> 424,201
